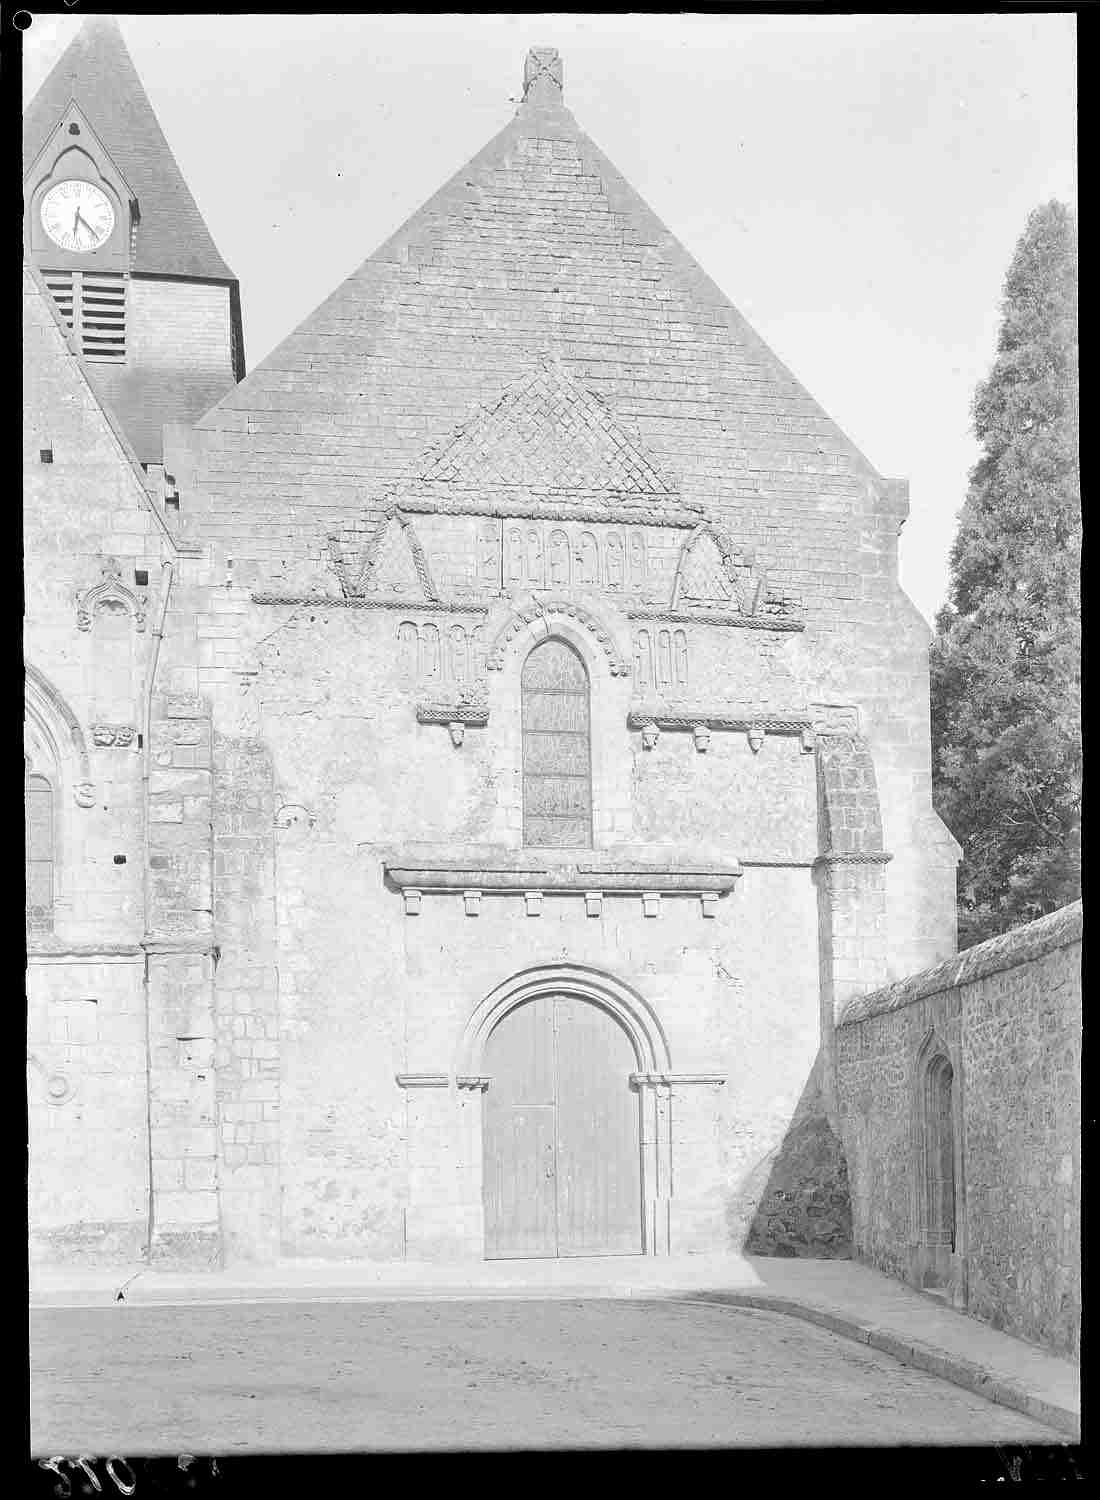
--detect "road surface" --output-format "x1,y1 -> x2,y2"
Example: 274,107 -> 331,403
31,1297 -> 1063,1452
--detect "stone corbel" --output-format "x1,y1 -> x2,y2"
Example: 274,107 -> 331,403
642,892 -> 661,918
463,889 -> 482,916
701,893 -> 719,918
747,725 -> 765,754
456,1075 -> 491,1092
640,721 -> 660,751
693,723 -> 711,753
584,891 -> 603,918
403,888 -> 422,916
524,891 -> 544,917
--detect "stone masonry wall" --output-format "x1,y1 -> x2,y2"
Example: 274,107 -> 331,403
836,903 -> 1082,1356
24,264 -> 173,1264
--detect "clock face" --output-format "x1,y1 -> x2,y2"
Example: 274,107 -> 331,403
40,180 -> 116,253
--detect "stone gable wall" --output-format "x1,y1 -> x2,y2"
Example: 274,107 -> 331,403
836,903 -> 1082,1356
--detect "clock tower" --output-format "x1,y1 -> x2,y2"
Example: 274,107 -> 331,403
23,15 -> 244,465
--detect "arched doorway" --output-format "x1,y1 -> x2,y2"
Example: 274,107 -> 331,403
482,993 -> 643,1259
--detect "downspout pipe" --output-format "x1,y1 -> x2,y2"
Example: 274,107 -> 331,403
141,560 -> 174,1261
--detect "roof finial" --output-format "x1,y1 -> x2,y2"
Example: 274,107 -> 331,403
523,47 -> 563,107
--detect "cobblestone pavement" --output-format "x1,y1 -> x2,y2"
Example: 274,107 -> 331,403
31,1298 -> 1069,1453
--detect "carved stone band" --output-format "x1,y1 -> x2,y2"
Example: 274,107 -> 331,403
627,607 -> 804,631
627,706 -> 812,735
415,703 -> 490,726
252,593 -> 489,613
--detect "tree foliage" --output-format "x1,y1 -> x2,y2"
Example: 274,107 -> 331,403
930,201 -> 1080,949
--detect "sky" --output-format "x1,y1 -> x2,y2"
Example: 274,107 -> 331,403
23,11 -> 1077,626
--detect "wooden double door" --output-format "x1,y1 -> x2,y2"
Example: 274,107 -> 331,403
483,995 -> 643,1259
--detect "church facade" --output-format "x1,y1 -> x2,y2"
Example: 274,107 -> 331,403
25,22 -> 960,1268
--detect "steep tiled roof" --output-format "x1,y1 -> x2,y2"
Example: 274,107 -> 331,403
23,16 -> 236,282
186,49 -> 899,597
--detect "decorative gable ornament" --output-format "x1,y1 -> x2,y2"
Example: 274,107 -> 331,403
523,47 -> 564,105
416,357 -> 679,505
667,523 -> 802,625
326,510 -> 439,603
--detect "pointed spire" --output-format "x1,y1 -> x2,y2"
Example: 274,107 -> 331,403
23,14 -> 236,282
522,47 -> 564,108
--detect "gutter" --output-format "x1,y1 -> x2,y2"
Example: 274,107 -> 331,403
141,559 -> 174,1262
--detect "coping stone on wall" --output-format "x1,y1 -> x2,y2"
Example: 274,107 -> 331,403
837,901 -> 1083,1027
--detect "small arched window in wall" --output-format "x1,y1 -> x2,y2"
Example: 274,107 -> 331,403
920,1053 -> 956,1251
25,771 -> 54,933
521,638 -> 593,849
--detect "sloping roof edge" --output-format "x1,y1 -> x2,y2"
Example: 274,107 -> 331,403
567,119 -> 888,491
837,900 -> 1083,1026
24,257 -> 179,555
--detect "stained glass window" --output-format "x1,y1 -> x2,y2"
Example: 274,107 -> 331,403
522,638 -> 592,849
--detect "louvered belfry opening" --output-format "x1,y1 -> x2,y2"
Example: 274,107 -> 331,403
522,638 -> 593,849
43,269 -> 126,361
921,1054 -> 956,1251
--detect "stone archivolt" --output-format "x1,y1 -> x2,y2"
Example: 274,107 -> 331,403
484,595 -> 631,677
25,658 -> 96,807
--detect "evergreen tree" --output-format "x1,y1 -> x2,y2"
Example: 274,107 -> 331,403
930,201 -> 1080,949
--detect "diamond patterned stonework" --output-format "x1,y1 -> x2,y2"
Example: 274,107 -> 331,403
419,361 -> 677,501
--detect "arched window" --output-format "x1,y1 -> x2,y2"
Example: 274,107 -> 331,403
521,638 -> 592,848
920,1053 -> 956,1250
25,771 -> 55,933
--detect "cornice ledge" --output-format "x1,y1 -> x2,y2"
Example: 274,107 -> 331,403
397,493 -> 705,528
630,1072 -> 727,1086
813,850 -> 894,867
395,1073 -> 450,1089
251,590 -> 488,614
27,940 -> 144,959
627,705 -> 812,734
380,846 -> 741,894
